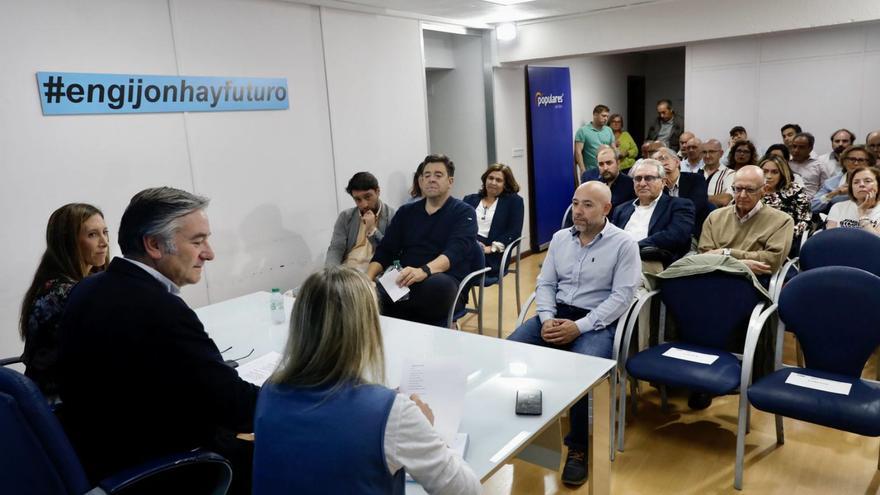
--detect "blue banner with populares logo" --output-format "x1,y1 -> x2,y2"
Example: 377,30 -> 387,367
525,66 -> 574,250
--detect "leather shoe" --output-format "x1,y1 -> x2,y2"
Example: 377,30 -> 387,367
688,392 -> 713,410
561,447 -> 587,485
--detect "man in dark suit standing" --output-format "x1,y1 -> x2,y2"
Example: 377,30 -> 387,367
58,187 -> 259,493
652,146 -> 711,239
612,158 -> 695,271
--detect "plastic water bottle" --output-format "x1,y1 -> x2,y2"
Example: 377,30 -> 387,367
270,288 -> 285,324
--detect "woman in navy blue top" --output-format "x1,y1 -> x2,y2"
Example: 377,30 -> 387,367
462,164 -> 524,278
253,267 -> 480,494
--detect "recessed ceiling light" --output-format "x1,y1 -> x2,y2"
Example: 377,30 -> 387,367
496,23 -> 517,41
482,0 -> 535,6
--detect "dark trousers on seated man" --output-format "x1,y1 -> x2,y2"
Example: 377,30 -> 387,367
378,272 -> 459,326
507,304 -> 613,453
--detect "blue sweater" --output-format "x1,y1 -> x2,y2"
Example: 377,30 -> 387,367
372,197 -> 478,280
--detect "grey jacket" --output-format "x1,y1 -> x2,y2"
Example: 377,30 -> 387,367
325,200 -> 396,266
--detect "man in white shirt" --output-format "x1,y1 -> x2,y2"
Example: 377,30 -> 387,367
680,136 -> 704,173
702,139 -> 735,207
789,132 -> 831,198
818,128 -> 855,177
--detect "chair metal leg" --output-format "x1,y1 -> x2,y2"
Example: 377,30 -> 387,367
514,262 -> 522,316
477,284 -> 485,335
617,370 -> 627,452
609,368 -> 617,461
734,394 -> 748,490
775,414 -> 784,445
497,276 -> 504,338
746,405 -> 751,434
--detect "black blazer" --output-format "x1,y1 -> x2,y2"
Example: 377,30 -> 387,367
462,192 -> 524,247
58,258 -> 259,482
612,194 -> 695,261
666,171 -> 711,238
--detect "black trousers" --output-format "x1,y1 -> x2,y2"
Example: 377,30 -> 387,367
378,272 -> 459,326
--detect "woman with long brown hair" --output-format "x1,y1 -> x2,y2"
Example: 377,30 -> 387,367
19,203 -> 110,398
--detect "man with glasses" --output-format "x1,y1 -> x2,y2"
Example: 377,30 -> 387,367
867,131 -> 880,166
812,145 -> 878,214
612,159 -> 695,271
699,165 -> 794,276
701,139 -> 735,207
680,136 -> 704,173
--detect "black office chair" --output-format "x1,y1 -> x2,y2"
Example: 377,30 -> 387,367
0,366 -> 233,494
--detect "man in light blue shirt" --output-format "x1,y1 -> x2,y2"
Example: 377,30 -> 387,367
574,104 -> 614,177
507,181 -> 641,486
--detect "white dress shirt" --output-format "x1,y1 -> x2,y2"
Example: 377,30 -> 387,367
681,158 -> 704,174
624,197 -> 660,241
474,200 -> 497,238
384,395 -> 481,494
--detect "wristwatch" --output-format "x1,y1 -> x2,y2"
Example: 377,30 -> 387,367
420,264 -> 432,277
722,248 -> 732,256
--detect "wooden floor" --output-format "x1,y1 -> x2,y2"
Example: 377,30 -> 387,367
456,252 -> 880,495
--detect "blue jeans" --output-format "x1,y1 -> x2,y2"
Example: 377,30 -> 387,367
507,315 -> 615,451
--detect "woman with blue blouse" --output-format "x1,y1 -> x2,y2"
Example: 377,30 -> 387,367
462,164 -> 524,278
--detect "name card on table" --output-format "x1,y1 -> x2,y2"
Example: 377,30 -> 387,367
662,347 -> 719,365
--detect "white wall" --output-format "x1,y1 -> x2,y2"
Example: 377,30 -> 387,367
492,67 -> 530,249
0,0 -> 428,358
425,32 -> 488,199
497,0 -> 880,64
685,22 -> 880,155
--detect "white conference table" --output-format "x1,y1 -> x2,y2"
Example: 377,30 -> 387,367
195,291 -> 614,494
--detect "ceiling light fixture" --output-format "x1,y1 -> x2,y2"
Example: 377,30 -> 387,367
483,0 -> 535,5
496,22 -> 517,41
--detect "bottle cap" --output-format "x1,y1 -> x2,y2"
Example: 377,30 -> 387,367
271,288 -> 280,293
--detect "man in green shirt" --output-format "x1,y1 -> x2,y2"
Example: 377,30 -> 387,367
574,104 -> 614,178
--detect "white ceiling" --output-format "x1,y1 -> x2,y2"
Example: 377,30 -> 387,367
281,0 -> 667,28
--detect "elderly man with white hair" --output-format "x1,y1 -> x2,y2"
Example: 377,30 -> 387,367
651,147 -> 710,239
507,181 -> 641,487
699,165 -> 794,275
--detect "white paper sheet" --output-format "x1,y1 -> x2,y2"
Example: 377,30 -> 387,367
236,351 -> 282,386
398,358 -> 466,445
785,372 -> 852,395
378,268 -> 410,302
662,346 -> 719,365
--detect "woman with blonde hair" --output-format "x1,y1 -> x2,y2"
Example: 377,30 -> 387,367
19,203 -> 110,398
759,155 -> 811,240
253,266 -> 480,494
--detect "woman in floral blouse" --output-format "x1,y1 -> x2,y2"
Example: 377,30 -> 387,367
759,155 -> 811,254
19,203 -> 110,399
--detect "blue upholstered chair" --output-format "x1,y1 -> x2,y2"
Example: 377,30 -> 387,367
744,266 -> 880,489
0,367 -> 232,495
448,241 -> 490,331
619,272 -> 776,489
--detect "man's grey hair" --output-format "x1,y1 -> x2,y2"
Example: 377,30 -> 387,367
652,147 -> 681,165
118,187 -> 210,257
632,159 -> 666,178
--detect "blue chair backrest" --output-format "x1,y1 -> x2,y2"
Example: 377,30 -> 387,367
779,266 -> 880,377
799,228 -> 880,275
469,240 -> 486,273
0,367 -> 90,495
660,272 -> 763,349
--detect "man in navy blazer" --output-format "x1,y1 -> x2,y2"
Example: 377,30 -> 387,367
652,146 -> 711,239
612,159 -> 695,266
58,187 -> 259,494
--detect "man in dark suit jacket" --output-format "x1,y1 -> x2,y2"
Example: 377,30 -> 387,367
653,146 -> 711,239
612,159 -> 696,266
58,187 -> 259,494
